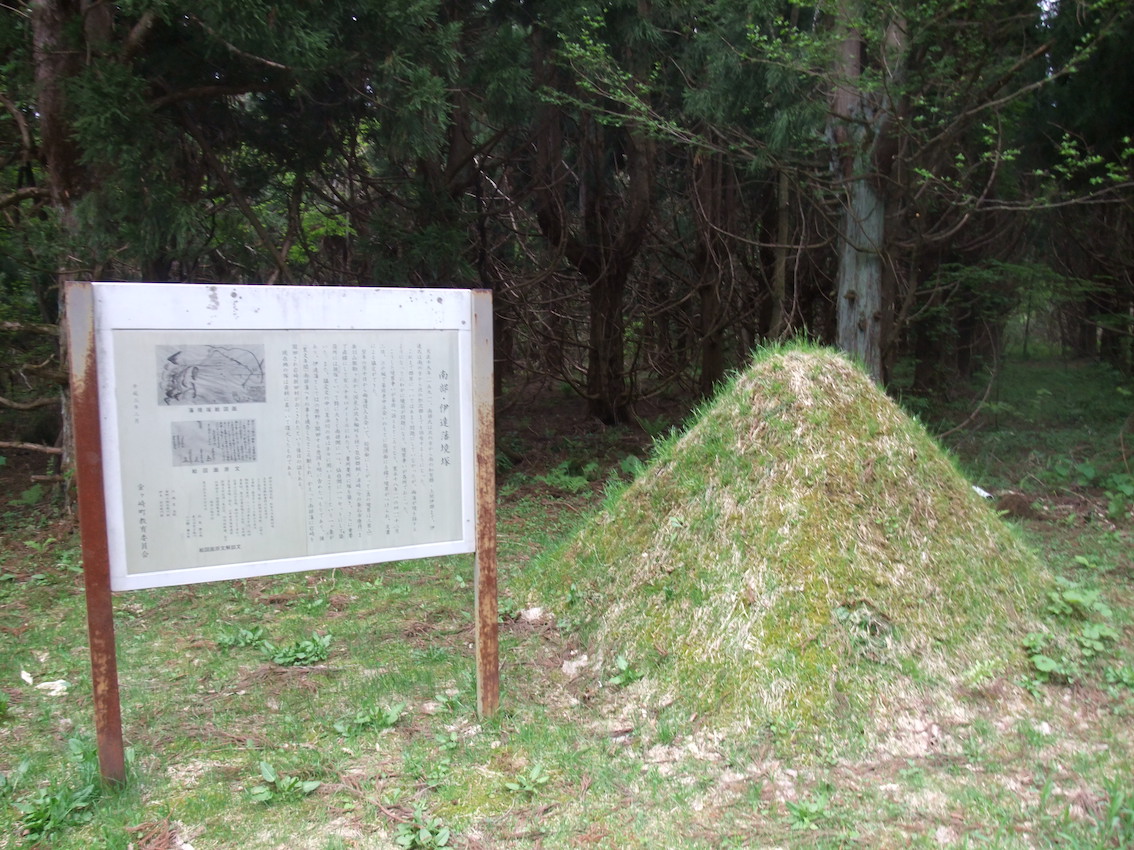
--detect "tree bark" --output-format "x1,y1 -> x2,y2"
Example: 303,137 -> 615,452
31,0 -> 86,220
692,151 -> 727,397
770,168 -> 790,340
830,4 -> 906,384
30,0 -> 88,482
835,164 -> 886,382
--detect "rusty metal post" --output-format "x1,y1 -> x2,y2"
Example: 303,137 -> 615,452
64,282 -> 126,784
471,290 -> 499,718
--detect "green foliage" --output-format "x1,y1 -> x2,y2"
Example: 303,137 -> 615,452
497,595 -> 521,622
217,625 -> 267,649
54,547 -> 82,574
517,348 -> 1047,745
947,359 -> 1134,498
434,731 -> 459,751
332,702 -> 404,736
0,353 -> 1131,847
16,784 -> 97,844
1103,473 -> 1134,520
619,454 -> 647,478
260,632 -> 333,666
1099,778 -> 1134,848
504,764 -> 550,797
15,737 -> 107,844
394,805 -> 451,849
432,692 -> 462,713
785,784 -> 832,831
834,602 -> 894,660
218,627 -> 332,665
10,485 -> 45,508
1105,666 -> 1134,695
1023,631 -> 1076,686
248,761 -> 322,803
1045,577 -> 1112,621
1023,568 -> 1119,691
0,760 -> 29,796
536,460 -> 601,494
1033,132 -> 1134,188
1077,622 -> 1119,659
607,654 -> 644,687
22,536 -> 55,555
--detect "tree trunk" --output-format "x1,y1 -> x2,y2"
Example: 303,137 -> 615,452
32,0 -> 86,221
829,5 -> 906,384
692,150 -> 732,397
770,168 -> 790,340
835,166 -> 885,381
31,0 -> 88,484
585,267 -> 631,423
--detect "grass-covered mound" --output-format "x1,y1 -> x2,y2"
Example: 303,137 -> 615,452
524,346 -> 1046,748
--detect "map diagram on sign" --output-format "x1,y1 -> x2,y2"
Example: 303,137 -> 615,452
157,344 -> 266,405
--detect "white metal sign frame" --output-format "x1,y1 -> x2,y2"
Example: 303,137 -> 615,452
88,283 -> 479,591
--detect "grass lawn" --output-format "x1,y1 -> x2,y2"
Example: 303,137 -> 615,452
0,353 -> 1131,849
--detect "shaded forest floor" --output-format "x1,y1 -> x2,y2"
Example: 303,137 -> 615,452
0,355 -> 1132,849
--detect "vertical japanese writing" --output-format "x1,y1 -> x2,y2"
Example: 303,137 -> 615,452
136,483 -> 149,560
277,331 -> 462,554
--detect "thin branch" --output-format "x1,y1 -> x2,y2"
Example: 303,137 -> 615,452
177,107 -> 292,283
1,320 -> 59,336
0,441 -> 63,455
151,83 -> 275,111
121,9 -> 156,61
0,395 -> 58,411
0,186 -> 50,210
0,2 -> 30,19
937,362 -> 1001,441
0,91 -> 33,154
190,14 -> 292,71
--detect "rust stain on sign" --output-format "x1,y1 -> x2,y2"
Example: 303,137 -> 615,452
472,290 -> 500,718
64,282 -> 126,784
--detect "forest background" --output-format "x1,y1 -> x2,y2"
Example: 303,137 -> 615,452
2,3 -> 1134,848
1,0 -> 1133,446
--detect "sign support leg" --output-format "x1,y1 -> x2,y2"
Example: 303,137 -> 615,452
65,282 -> 126,784
471,290 -> 499,718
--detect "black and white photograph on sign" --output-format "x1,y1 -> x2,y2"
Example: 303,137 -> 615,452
171,419 -> 258,466
157,343 -> 266,405
113,328 -> 465,575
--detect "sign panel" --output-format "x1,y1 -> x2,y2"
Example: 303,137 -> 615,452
88,284 -> 478,590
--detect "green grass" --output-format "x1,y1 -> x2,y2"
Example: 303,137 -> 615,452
516,347 -> 1048,751
0,347 -> 1131,849
938,357 -> 1133,499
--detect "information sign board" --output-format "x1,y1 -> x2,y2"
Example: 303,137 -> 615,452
66,282 -> 499,781
84,284 -> 479,590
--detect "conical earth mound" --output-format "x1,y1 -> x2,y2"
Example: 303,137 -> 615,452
527,347 -> 1046,745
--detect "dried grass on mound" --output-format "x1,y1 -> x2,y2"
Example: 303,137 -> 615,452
524,347 -> 1047,749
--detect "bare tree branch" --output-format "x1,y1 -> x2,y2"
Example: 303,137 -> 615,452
190,14 -> 292,71
0,90 -> 34,154
177,107 -> 292,284
1,320 -> 59,336
121,9 -> 156,60
0,395 -> 58,411
151,83 -> 276,111
0,186 -> 50,210
0,440 -> 63,455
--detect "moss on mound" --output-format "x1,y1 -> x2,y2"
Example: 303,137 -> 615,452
523,346 -> 1046,747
